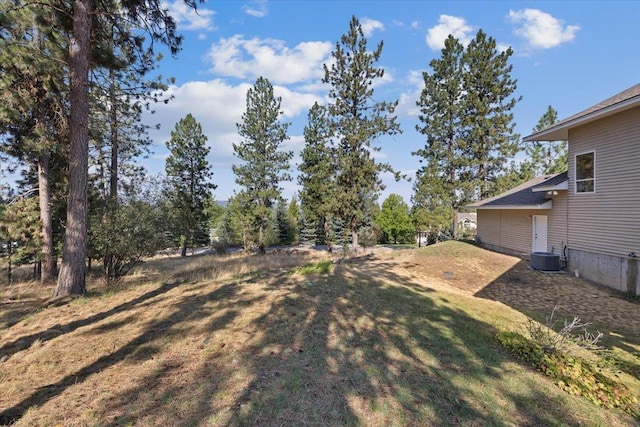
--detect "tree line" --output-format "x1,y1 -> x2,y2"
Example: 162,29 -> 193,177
0,9 -> 566,296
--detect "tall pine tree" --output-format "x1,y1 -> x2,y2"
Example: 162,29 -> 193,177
462,29 -> 521,200
323,16 -> 401,251
233,77 -> 292,253
524,106 -> 567,175
298,103 -> 337,251
164,114 -> 216,257
414,34 -> 466,238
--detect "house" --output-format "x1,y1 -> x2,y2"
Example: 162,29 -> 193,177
468,172 -> 568,259
456,212 -> 477,232
470,83 -> 640,295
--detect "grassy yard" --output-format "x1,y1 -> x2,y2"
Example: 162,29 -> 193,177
0,242 -> 638,426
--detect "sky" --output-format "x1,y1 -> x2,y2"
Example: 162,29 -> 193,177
6,1 -> 640,205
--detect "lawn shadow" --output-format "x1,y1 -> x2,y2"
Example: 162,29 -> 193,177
222,255 -> 599,426
0,280 -> 184,360
0,280 -> 257,425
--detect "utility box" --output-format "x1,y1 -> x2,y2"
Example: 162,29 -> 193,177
531,252 -> 560,271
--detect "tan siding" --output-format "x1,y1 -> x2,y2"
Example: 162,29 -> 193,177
548,192 -> 568,254
478,208 -> 556,257
477,210 -> 501,247
568,105 -> 640,258
499,210 -> 533,255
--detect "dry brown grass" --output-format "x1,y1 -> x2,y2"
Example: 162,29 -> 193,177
0,243 -> 638,426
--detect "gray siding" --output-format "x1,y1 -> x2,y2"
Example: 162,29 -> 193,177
568,105 -> 640,259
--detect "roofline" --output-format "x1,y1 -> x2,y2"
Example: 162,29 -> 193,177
469,200 -> 553,210
532,180 -> 568,192
523,96 -> 640,142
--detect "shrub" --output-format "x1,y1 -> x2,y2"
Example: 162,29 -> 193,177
496,325 -> 638,415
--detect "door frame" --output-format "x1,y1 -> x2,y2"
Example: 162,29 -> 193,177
532,215 -> 548,253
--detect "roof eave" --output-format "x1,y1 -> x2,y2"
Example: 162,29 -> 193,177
471,200 -> 553,210
532,180 -> 569,192
523,96 -> 640,142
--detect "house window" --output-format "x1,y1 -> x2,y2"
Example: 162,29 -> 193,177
575,151 -> 595,193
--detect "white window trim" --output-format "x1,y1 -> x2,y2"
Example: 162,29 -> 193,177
574,150 -> 596,194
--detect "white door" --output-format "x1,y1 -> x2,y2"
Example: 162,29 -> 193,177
532,215 -> 548,253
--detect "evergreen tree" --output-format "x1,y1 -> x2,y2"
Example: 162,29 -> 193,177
0,1 -> 68,285
323,16 -> 402,252
462,29 -> 521,200
414,35 -> 466,238
411,158 -> 454,243
376,194 -> 413,244
287,195 -> 299,244
233,77 -> 292,253
275,198 -> 294,245
298,103 -> 337,252
524,106 -> 567,175
164,114 -> 216,257
54,0 -> 195,297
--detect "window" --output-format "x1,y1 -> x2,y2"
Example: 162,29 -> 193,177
575,151 -> 595,193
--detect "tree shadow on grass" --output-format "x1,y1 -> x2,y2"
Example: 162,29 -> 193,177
0,279 -> 261,425
221,255 -> 604,426
0,280 -> 185,360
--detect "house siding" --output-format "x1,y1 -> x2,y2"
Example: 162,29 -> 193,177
566,105 -> 640,293
567,106 -> 640,259
475,191 -> 568,261
477,209 -> 547,258
547,192 -> 569,258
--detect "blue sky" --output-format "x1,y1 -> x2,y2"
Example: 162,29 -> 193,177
12,1 -> 640,205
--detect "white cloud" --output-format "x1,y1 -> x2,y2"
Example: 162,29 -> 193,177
243,0 -> 268,18
426,15 -> 474,51
206,35 -> 333,85
164,0 -> 216,32
507,9 -> 579,49
395,70 -> 423,118
361,17 -> 385,37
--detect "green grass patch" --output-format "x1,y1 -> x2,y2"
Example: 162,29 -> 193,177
290,259 -> 333,275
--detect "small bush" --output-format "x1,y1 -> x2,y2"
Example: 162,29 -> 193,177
293,260 -> 333,275
496,330 -> 638,415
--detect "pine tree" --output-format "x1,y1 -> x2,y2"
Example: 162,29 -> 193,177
411,158 -> 454,243
233,77 -> 292,253
298,103 -> 337,252
287,195 -> 299,244
0,1 -> 68,285
524,106 -> 567,175
414,34 -> 466,238
462,29 -> 521,200
54,0 -> 195,297
323,16 -> 402,251
164,114 -> 216,257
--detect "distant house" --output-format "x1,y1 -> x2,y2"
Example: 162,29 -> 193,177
470,83 -> 640,295
456,212 -> 477,231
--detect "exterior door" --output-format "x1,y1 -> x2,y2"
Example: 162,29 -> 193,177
532,215 -> 548,253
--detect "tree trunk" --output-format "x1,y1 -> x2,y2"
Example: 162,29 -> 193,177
54,0 -> 92,297
258,218 -> 265,254
351,216 -> 359,254
180,227 -> 189,257
38,154 -> 56,284
323,217 -> 332,253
